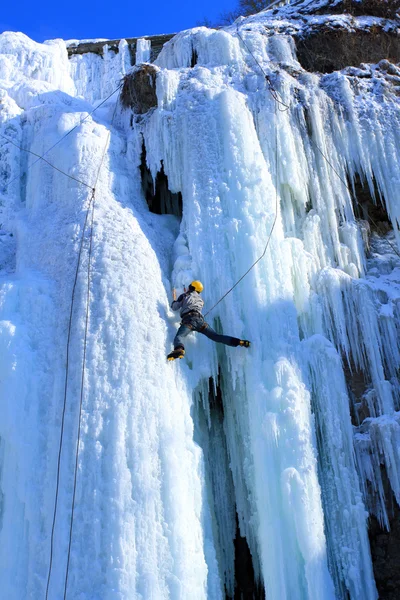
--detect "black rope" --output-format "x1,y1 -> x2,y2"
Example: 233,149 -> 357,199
44,89 -> 120,600
202,25 -> 287,318
62,90 -> 120,600
294,41 -> 400,258
204,100 -> 280,317
236,23 -> 397,253
63,193 -> 95,599
1,82 -> 122,192
33,84 -> 123,166
204,28 -> 287,318
44,189 -> 95,600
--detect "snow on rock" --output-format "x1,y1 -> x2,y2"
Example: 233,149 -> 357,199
0,1 -> 400,599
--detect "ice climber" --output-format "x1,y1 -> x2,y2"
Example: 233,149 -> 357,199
167,280 -> 251,361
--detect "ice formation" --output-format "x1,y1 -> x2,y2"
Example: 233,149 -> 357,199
136,38 -> 151,65
0,1 -> 399,598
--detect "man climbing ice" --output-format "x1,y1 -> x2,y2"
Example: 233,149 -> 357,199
167,280 -> 251,361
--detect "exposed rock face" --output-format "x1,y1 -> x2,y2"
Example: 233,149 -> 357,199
111,1 -> 400,595
234,526 -> 264,599
1,1 -> 399,598
290,0 -> 400,73
321,0 -> 400,18
274,0 -> 400,18
369,471 -> 400,600
139,143 -> 183,217
296,27 -> 399,73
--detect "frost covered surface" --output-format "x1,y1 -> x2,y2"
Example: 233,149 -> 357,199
136,38 -> 152,64
0,31 -> 217,600
0,2 -> 400,599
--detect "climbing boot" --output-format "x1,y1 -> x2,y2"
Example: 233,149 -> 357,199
239,340 -> 251,348
167,348 -> 185,361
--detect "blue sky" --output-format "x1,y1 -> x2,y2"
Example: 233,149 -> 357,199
1,0 -> 236,42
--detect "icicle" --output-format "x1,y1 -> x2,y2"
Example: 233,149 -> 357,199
304,334 -> 377,599
2,4 -> 400,598
136,38 -> 151,65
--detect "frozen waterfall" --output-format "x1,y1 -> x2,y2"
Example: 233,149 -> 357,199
1,2 -> 400,599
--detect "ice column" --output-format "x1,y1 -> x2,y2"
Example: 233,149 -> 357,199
136,38 -> 151,64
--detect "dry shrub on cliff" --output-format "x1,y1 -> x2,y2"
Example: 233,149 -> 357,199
121,64 -> 158,113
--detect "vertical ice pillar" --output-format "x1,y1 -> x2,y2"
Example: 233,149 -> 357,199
304,335 -> 378,600
136,38 -> 151,64
247,357 -> 336,600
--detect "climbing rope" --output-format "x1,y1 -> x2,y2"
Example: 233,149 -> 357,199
2,83 -> 123,600
204,27 -> 285,317
0,26 -> 397,597
235,23 -> 399,259
204,99 -> 280,317
205,24 -> 400,318
44,190 -> 94,600
43,89 -> 121,600
62,94 -> 119,600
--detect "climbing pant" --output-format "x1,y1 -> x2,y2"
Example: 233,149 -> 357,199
174,312 -> 241,350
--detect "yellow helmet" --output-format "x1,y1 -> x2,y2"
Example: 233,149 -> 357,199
190,280 -> 204,293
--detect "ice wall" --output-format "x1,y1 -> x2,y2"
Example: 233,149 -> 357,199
0,32 -> 221,600
0,2 -> 400,600
142,22 -> 396,598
